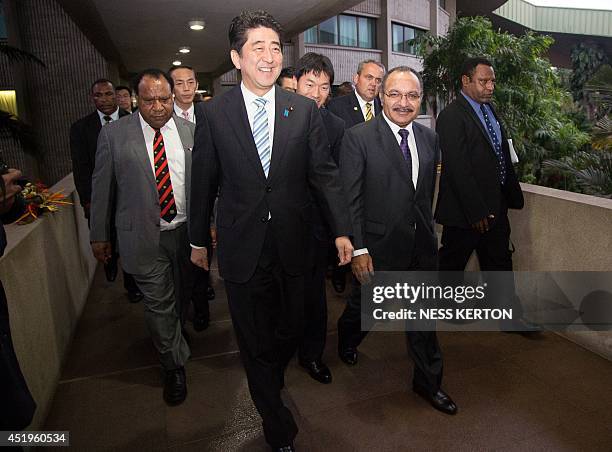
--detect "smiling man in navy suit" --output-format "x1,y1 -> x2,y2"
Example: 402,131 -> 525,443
189,11 -> 353,451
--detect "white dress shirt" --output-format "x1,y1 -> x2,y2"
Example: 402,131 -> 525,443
355,91 -> 375,122
353,115 -> 420,258
139,113 -> 187,231
174,103 -> 195,124
241,82 -> 275,152
97,108 -> 120,126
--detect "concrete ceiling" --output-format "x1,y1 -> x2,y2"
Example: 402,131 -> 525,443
58,0 -> 362,79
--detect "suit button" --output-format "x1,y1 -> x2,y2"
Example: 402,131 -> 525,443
261,216 -> 268,223
266,186 -> 272,193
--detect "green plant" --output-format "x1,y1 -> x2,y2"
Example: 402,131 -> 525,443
544,151 -> 612,198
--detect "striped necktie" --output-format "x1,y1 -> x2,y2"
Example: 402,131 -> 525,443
253,97 -> 271,177
365,102 -> 373,121
153,128 -> 176,222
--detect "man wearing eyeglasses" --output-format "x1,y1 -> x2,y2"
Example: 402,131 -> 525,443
338,66 -> 457,415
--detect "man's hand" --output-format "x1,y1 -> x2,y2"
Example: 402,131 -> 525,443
210,227 -> 217,249
335,236 -> 354,266
471,214 -> 495,234
0,169 -> 23,214
91,241 -> 112,264
191,247 -> 209,270
351,253 -> 374,285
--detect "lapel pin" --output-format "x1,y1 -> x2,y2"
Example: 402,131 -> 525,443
353,106 -> 359,111
283,106 -> 294,117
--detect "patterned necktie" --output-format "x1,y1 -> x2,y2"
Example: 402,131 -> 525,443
479,104 -> 506,185
365,102 -> 373,121
103,115 -> 112,124
181,110 -> 189,121
253,98 -> 271,177
398,129 -> 413,178
153,128 -> 176,222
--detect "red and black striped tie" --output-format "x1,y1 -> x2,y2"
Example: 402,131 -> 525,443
153,128 -> 176,223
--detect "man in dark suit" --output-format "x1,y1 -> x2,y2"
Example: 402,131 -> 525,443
69,79 -> 142,303
338,66 -> 457,415
326,59 -> 384,293
0,167 -> 36,432
189,11 -> 353,451
90,69 -> 195,406
435,57 -> 538,332
294,52 -> 345,385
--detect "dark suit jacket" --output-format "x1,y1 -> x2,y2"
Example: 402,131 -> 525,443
435,94 -> 523,228
190,85 -> 351,283
320,107 -> 345,165
327,91 -> 382,129
340,115 -> 440,271
70,109 -> 129,207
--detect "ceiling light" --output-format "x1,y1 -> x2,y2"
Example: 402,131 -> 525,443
179,46 -> 191,54
172,60 -> 182,66
189,20 -> 205,31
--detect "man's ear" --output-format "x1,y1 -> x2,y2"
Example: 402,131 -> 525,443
461,74 -> 470,89
230,49 -> 241,70
352,73 -> 359,86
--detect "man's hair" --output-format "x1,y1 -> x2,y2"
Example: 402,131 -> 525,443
132,69 -> 174,96
168,65 -> 196,78
115,85 -> 132,96
357,59 -> 386,75
91,78 -> 114,93
335,81 -> 354,97
296,53 -> 335,85
276,66 -> 295,85
460,57 -> 493,79
381,66 -> 423,94
229,10 -> 283,54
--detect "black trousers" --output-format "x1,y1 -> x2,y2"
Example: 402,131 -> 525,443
224,227 -> 303,448
337,245 -> 444,393
298,237 -> 329,363
0,281 -> 36,430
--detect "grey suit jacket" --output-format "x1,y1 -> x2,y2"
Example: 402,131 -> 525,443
340,115 -> 440,271
90,113 -> 195,275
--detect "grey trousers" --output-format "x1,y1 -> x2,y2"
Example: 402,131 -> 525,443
131,223 -> 191,370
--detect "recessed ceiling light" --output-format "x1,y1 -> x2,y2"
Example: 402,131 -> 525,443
179,46 -> 191,54
189,20 -> 205,31
172,60 -> 182,66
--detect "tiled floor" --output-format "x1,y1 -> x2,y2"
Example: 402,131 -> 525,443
44,266 -> 612,451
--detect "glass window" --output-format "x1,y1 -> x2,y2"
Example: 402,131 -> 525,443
304,26 -> 317,44
392,23 -> 425,55
0,1 -> 7,41
339,15 -> 357,47
439,0 -> 447,10
358,17 -> 375,49
392,24 -> 403,52
319,17 -> 338,45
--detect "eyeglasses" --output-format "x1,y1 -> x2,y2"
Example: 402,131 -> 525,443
384,91 -> 421,101
475,78 -> 496,88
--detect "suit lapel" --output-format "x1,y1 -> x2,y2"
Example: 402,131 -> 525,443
127,114 -> 157,193
458,94 -> 496,151
268,86 -> 292,183
174,114 -> 193,198
376,116 -> 414,191
349,92 -> 365,125
412,123 -> 431,196
374,97 -> 382,116
222,85 -> 267,181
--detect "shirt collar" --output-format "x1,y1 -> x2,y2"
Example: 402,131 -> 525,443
461,90 -> 484,109
173,103 -> 194,118
354,90 -> 374,110
138,112 -> 176,132
241,82 -> 275,107
382,111 -> 414,138
97,108 -> 120,122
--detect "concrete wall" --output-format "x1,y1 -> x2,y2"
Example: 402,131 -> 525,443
0,174 -> 96,430
508,184 -> 612,360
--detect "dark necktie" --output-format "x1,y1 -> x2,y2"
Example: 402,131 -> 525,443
479,104 -> 506,185
153,128 -> 176,223
103,115 -> 112,124
398,128 -> 413,165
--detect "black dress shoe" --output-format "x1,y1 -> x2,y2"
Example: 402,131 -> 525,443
331,269 -> 346,293
413,386 -> 457,415
206,286 -> 215,300
299,359 -> 332,384
273,443 -> 295,452
338,347 -> 358,366
193,313 -> 210,332
104,259 -> 118,282
127,290 -> 144,303
163,367 -> 187,406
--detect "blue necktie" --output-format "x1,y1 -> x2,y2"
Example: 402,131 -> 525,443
398,129 -> 414,187
479,104 -> 506,185
253,98 -> 271,177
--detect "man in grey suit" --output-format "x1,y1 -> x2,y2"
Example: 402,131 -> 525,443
339,66 -> 457,415
90,69 -> 193,406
